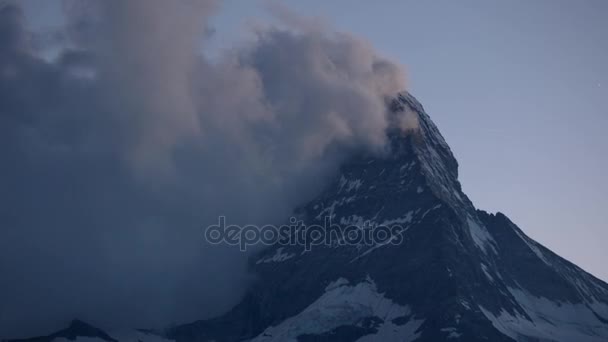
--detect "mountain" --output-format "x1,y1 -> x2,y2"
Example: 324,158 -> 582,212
5,320 -> 118,342
3,320 -> 171,342
6,93 -> 608,341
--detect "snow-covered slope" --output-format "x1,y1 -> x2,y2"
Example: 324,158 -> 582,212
7,93 -> 608,341
250,277 -> 424,342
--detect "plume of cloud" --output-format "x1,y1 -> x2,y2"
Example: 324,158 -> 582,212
0,0 -> 406,337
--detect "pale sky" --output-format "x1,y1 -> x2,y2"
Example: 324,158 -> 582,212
20,0 -> 608,282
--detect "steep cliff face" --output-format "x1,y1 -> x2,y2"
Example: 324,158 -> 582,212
8,93 -> 608,342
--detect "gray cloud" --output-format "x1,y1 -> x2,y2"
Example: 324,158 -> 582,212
0,1 -> 406,337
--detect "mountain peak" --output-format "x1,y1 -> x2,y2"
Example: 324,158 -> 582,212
387,93 -> 472,217
164,92 -> 608,342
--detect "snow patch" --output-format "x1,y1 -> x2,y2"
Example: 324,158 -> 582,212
441,327 -> 462,339
315,196 -> 356,219
480,287 -> 608,341
256,247 -> 295,264
108,331 -> 176,342
466,217 -> 497,254
346,179 -> 363,192
510,223 -> 551,266
338,175 -> 363,193
380,211 -> 414,227
355,318 -> 423,342
339,215 -> 366,227
460,300 -> 471,310
420,204 -> 442,220
351,229 -> 409,263
251,277 -> 420,342
399,161 -> 415,174
481,263 -> 494,282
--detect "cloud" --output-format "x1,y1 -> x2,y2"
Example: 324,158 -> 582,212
0,1 -> 406,337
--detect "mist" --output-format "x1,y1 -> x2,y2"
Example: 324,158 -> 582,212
0,0 -> 406,337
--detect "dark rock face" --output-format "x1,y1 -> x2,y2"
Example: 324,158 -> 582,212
7,93 -> 608,342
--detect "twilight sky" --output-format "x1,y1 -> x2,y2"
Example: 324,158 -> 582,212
11,0 -> 608,330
